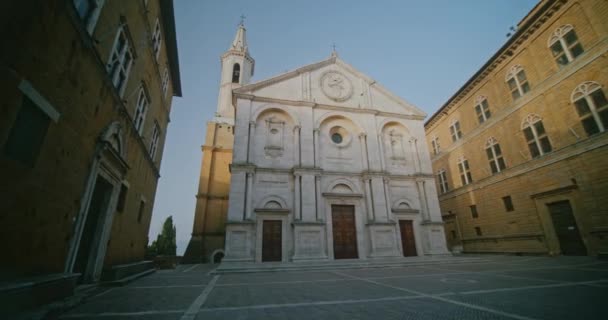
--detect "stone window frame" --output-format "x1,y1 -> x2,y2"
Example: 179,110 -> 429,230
505,65 -> 530,101
474,95 -> 491,124
470,205 -> 479,219
521,114 -> 552,158
485,137 -> 506,174
430,135 -> 440,155
152,18 -> 162,60
106,25 -> 134,97
502,195 -> 515,212
133,85 -> 150,135
149,120 -> 161,160
437,168 -> 449,194
449,119 -> 462,142
457,155 -> 473,186
571,81 -> 608,136
548,25 -> 584,67
72,0 -> 106,35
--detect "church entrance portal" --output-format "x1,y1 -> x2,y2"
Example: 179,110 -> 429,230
399,220 -> 417,257
74,175 -> 114,281
262,220 -> 282,262
331,205 -> 358,259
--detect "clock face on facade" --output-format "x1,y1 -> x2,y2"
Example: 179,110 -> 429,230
320,71 -> 353,102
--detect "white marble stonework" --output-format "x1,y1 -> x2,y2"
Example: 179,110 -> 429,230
220,27 -> 448,263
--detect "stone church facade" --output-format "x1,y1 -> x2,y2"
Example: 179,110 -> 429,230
185,23 -> 448,264
217,32 -> 448,264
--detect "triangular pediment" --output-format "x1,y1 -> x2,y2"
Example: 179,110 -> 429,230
233,56 -> 425,117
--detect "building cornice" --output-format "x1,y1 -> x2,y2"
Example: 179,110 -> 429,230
425,0 -> 567,129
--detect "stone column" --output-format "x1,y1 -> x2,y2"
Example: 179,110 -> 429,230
409,137 -> 422,173
416,180 -> 430,221
363,178 -> 374,221
313,128 -> 320,167
294,125 -> 301,167
359,133 -> 369,170
377,134 -> 386,171
245,172 -> 254,220
247,121 -> 256,163
294,173 -> 301,220
315,175 -> 322,221
383,177 -> 392,221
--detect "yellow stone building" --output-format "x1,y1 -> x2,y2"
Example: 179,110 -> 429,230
425,0 -> 608,256
0,0 -> 180,297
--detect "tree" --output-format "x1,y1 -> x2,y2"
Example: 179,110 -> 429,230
147,216 -> 176,256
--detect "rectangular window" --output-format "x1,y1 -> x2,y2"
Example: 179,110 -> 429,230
134,87 -> 149,134
137,200 -> 145,223
475,227 -> 482,236
451,230 -> 457,239
107,26 -> 134,96
152,19 -> 162,60
470,205 -> 478,218
161,68 -> 170,98
431,136 -> 440,155
458,159 -> 473,186
502,196 -> 514,212
437,170 -> 449,194
3,96 -> 51,167
486,142 -> 506,174
475,99 -> 491,124
73,0 -> 105,34
449,121 -> 462,142
116,183 -> 129,213
149,121 -> 161,159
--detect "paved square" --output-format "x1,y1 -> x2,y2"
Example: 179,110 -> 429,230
58,255 -> 607,320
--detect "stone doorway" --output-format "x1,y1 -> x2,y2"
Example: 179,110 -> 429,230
399,220 -> 417,257
262,220 -> 282,262
547,200 -> 587,255
331,205 -> 358,259
73,175 -> 114,281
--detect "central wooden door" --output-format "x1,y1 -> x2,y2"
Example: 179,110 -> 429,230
332,205 -> 358,259
262,220 -> 282,262
399,220 -> 417,257
547,200 -> 586,255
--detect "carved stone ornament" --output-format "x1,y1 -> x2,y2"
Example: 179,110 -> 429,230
320,70 -> 353,102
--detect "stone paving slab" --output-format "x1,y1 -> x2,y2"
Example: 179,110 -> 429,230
127,274 -> 213,287
372,272 -> 554,294
63,287 -> 201,314
450,285 -> 608,320
216,271 -> 346,285
335,266 -> 462,278
499,268 -> 608,283
204,279 -> 413,308
196,297 -> 514,320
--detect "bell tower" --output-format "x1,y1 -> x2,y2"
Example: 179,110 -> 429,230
215,20 -> 255,121
183,21 -> 254,263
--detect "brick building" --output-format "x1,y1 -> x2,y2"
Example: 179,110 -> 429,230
425,0 -> 607,256
0,0 -> 181,298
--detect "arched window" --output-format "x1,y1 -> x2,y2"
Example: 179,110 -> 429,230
232,63 -> 240,83
506,65 -> 530,100
571,81 -> 608,136
548,25 -> 583,66
474,96 -> 491,124
437,169 -> 449,194
485,137 -> 506,174
521,114 -> 552,158
449,119 -> 462,142
457,155 -> 473,186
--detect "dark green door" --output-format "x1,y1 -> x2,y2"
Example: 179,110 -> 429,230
547,200 -> 587,255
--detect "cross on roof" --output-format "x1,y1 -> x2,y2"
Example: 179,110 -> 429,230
239,14 -> 246,26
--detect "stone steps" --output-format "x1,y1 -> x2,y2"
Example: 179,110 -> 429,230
213,255 -> 489,274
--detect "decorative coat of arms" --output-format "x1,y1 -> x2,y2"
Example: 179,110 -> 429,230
320,71 -> 353,102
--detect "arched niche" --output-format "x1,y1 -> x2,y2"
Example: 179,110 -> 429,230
252,107 -> 297,161
380,121 -> 411,170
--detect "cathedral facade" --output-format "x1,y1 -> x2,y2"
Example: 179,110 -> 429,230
186,24 -> 448,264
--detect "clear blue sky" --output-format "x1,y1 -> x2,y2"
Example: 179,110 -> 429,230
150,0 -> 539,254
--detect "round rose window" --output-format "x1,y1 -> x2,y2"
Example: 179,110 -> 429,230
331,133 -> 343,144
